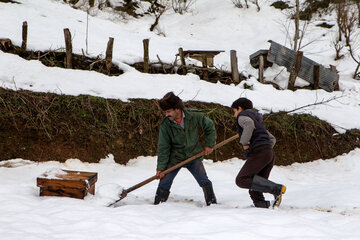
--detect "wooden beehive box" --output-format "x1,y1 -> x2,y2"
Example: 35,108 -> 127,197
37,169 -> 98,199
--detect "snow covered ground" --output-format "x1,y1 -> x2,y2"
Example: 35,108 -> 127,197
1,0 -> 360,239
1,150 -> 360,240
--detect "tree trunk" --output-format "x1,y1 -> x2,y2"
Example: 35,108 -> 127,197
294,0 -> 300,51
288,51 -> 303,90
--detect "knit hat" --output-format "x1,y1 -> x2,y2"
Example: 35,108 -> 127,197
159,92 -> 184,111
231,97 -> 253,110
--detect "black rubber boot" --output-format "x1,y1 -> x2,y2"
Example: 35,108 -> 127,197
250,175 -> 286,207
253,200 -> 270,208
154,188 -> 170,205
202,183 -> 217,206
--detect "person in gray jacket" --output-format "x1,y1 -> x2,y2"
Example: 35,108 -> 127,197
231,97 -> 286,208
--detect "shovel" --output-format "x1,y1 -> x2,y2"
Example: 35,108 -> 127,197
108,134 -> 239,207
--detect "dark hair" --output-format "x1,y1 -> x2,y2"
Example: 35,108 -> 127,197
231,97 -> 253,110
159,92 -> 184,111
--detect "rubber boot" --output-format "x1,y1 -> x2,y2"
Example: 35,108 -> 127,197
202,183 -> 217,206
250,175 -> 286,207
154,188 -> 170,205
253,200 -> 270,208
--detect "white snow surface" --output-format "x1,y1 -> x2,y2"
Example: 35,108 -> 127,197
0,0 -> 360,239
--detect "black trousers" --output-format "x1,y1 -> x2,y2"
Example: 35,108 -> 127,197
235,147 -> 274,202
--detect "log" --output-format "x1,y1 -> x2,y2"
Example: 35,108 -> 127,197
63,28 -> 72,69
106,37 -> 114,75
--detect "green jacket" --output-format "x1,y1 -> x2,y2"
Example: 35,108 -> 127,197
156,109 -> 216,171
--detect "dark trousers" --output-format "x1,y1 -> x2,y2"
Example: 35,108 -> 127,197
157,158 -> 212,191
235,147 -> 274,202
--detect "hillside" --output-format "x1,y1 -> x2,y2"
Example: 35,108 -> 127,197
1,0 -> 360,164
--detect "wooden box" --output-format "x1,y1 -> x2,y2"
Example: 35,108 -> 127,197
37,169 -> 98,199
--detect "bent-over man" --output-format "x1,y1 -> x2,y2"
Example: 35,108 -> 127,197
154,92 -> 217,206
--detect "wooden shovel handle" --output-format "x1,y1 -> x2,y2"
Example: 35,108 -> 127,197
124,134 -> 239,194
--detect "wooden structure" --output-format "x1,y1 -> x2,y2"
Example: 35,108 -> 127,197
249,49 -> 273,83
177,50 -> 224,67
249,41 -> 339,92
267,40 -> 339,92
249,49 -> 272,69
37,169 -> 98,199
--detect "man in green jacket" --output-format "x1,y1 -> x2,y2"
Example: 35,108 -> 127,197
154,92 -> 217,206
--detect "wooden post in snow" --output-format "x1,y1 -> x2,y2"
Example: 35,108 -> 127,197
258,55 -> 264,83
143,39 -> 149,73
288,51 -> 303,90
105,37 -> 114,75
178,47 -> 186,74
21,21 -> 28,50
313,65 -> 320,90
230,50 -> 240,83
202,55 -> 208,80
63,28 -> 72,69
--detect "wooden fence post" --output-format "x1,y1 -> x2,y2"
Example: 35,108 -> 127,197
143,39 -> 149,73
258,55 -> 264,83
63,28 -> 72,69
178,47 -> 186,74
288,51 -> 303,90
21,21 -> 27,50
313,65 -> 320,90
230,50 -> 240,84
106,37 -> 114,75
202,55 -> 208,80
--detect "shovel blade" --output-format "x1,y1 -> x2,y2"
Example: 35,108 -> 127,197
107,189 -> 128,207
